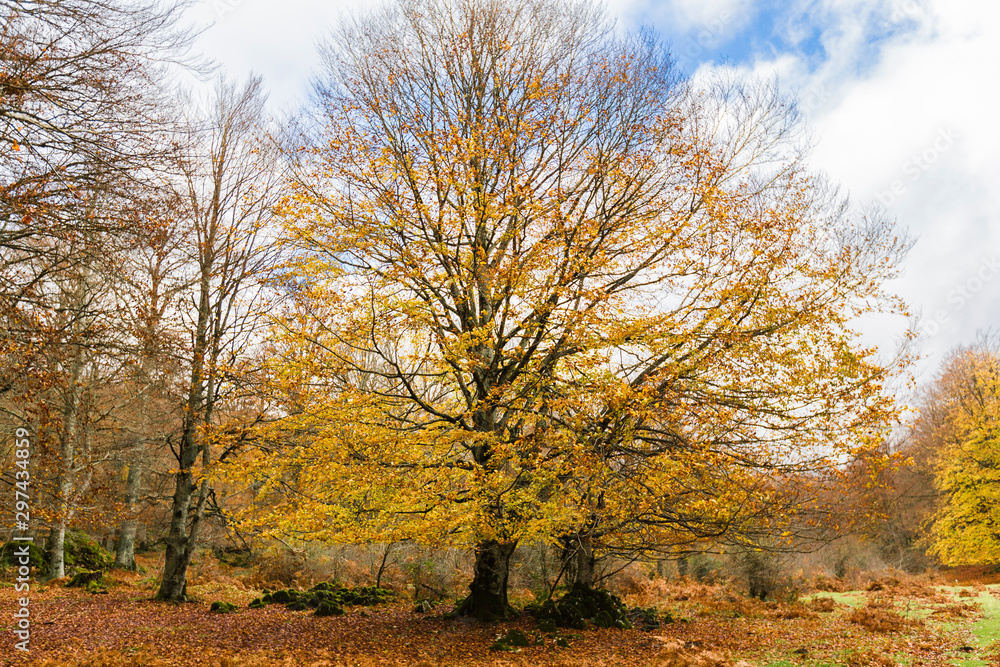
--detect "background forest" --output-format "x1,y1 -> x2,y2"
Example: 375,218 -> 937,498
1,0 -> 999,665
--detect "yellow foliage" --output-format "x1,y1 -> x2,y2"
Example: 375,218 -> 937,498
225,0 -> 908,562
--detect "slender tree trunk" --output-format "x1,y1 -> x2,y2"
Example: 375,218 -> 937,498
458,539 -> 517,621
114,462 -> 143,570
157,224 -> 214,602
47,523 -> 66,579
158,411 -> 206,600
50,342 -> 86,579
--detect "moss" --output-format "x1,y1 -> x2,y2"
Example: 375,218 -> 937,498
285,600 -> 309,611
270,589 -> 292,604
66,569 -> 103,588
314,601 -> 345,617
60,531 -> 114,572
0,541 -> 49,575
248,598 -> 266,609
529,584 -> 632,630
414,600 -> 436,613
210,601 -> 238,613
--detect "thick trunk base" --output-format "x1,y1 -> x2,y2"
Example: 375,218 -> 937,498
456,540 -> 517,622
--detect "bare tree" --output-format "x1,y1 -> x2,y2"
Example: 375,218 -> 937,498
157,77 -> 280,601
0,0 -> 197,394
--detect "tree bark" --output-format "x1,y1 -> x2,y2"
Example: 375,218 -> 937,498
458,539 -> 517,621
574,532 -> 596,589
114,462 -> 142,570
47,524 -> 66,579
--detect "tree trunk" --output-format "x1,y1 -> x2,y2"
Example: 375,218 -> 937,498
457,539 -> 517,621
47,523 -> 66,579
574,532 -> 595,589
157,245 -> 212,602
114,462 -> 142,570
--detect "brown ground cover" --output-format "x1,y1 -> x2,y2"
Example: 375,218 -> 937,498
1,560 -> 993,666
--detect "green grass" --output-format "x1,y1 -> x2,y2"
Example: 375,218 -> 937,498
805,590 -> 866,607
950,587 -> 1000,667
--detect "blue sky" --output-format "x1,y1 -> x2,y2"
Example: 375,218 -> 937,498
189,0 -> 1000,387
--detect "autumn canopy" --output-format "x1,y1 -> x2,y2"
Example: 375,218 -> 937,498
225,0 -> 909,620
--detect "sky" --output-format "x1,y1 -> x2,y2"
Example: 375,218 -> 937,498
187,0 -> 999,386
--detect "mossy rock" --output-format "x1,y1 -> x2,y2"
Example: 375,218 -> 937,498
537,617 -> 558,633
555,636 -> 570,648
489,640 -> 515,652
59,531 -> 114,572
260,584 -> 396,611
314,601 -> 345,617
286,600 -> 309,611
210,601 -> 238,613
503,629 -> 531,647
270,589 -> 293,604
86,579 -> 109,594
0,541 -> 49,575
414,600 -> 436,613
66,569 -> 103,588
529,584 -> 632,630
628,606 -> 662,631
248,598 -> 266,609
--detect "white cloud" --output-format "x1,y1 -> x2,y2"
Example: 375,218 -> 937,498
694,0 -> 1000,378
186,0 -> 368,108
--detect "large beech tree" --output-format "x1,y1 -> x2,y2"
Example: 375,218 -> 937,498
232,0 -> 909,620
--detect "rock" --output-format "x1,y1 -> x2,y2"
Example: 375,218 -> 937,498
210,601 -> 238,613
529,584 -> 632,630
314,601 -> 345,617
0,541 -> 49,576
248,598 -> 266,609
59,531 -> 114,572
270,589 -> 293,604
66,570 -> 103,588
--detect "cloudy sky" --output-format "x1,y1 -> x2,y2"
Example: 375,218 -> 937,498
187,0 -> 998,385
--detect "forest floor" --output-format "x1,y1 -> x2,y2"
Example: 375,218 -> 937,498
3,557 -> 1000,666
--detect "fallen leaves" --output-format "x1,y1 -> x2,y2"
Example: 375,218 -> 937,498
0,572 -> 992,667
